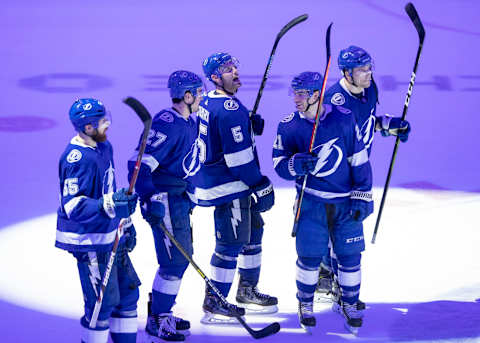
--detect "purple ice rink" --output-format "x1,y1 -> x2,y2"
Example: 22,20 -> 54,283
1,0 -> 480,342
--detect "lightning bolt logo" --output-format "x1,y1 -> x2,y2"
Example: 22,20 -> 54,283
87,252 -> 101,297
164,234 -> 173,260
311,137 -> 343,177
230,200 -> 241,239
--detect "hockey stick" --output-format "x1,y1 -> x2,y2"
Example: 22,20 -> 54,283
291,23 -> 333,237
251,14 -> 308,117
371,2 -> 425,244
89,97 -> 152,328
156,221 -> 280,339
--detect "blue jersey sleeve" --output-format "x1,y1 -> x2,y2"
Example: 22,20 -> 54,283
59,156 -> 109,225
272,115 -> 298,180
217,105 -> 263,187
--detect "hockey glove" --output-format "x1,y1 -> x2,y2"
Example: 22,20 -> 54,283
289,152 -> 319,176
123,225 -> 137,252
349,191 -> 374,222
250,113 -> 265,136
141,193 -> 166,227
251,176 -> 275,212
379,115 -> 411,143
99,188 -> 138,219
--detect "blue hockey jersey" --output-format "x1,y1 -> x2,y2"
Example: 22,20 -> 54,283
128,108 -> 198,199
56,137 -> 129,252
324,79 -> 378,154
187,90 -> 263,206
272,105 -> 372,202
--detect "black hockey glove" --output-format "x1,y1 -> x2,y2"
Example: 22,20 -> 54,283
379,115 -> 411,143
289,152 -> 319,176
250,113 -> 265,136
251,176 -> 275,212
123,225 -> 136,252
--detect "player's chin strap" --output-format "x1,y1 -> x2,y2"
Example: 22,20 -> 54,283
305,96 -> 320,113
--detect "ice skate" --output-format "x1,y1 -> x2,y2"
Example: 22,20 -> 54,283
298,301 -> 316,333
335,300 -> 363,335
201,290 -> 245,325
314,269 -> 333,303
147,293 -> 191,335
236,283 -> 278,314
146,312 -> 186,342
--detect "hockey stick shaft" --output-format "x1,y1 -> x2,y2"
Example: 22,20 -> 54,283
157,222 -> 280,339
251,14 -> 308,116
291,23 -> 333,237
371,3 -> 425,244
90,97 -> 152,328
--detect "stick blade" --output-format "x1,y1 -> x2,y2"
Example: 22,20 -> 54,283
278,14 -> 308,39
251,322 -> 281,339
123,96 -> 152,123
405,2 -> 425,43
325,22 -> 333,59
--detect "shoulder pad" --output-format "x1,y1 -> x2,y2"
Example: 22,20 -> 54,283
66,149 -> 82,163
281,112 -> 295,123
223,99 -> 239,111
157,110 -> 174,123
331,92 -> 346,106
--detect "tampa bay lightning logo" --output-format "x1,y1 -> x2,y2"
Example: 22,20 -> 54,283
360,113 -> 375,149
224,99 -> 239,111
159,111 -> 174,123
182,139 -> 202,178
310,138 -> 343,177
331,93 -> 345,106
66,149 -> 82,163
102,162 -> 115,195
281,112 -> 295,123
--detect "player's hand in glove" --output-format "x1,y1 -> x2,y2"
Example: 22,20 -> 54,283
250,112 -> 265,136
141,194 -> 166,227
290,152 -> 318,176
99,188 -> 138,219
123,225 -> 136,252
251,176 -> 275,212
379,115 -> 411,143
349,191 -> 374,222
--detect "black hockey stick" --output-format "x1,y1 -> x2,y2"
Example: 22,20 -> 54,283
371,3 -> 425,244
90,97 -> 152,328
291,23 -> 333,237
156,221 -> 280,339
251,14 -> 308,117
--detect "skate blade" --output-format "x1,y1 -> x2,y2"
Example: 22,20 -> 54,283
344,322 -> 359,336
178,329 -> 190,336
148,333 -> 186,343
238,303 -> 278,315
300,323 -> 314,334
200,312 -> 242,325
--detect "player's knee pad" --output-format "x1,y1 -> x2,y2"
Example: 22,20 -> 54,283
215,242 -> 243,258
158,263 -> 188,279
336,253 -> 361,268
214,197 -> 251,245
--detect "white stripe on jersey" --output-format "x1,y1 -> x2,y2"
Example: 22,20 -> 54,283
272,156 -> 286,169
224,147 -> 254,168
64,195 -> 87,218
296,264 -> 320,286
211,266 -> 236,283
153,272 -> 181,295
56,229 -> 117,246
129,153 -> 159,172
347,148 -> 369,167
301,185 -> 351,200
109,317 -> 138,333
238,252 -> 262,269
189,180 -> 249,202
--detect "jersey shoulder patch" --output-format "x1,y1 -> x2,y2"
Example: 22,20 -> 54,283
331,92 -> 346,106
224,99 -> 239,111
281,112 -> 295,123
66,149 -> 82,163
158,111 -> 174,123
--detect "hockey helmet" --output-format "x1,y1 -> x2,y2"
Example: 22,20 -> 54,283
202,52 -> 239,82
291,72 -> 323,97
168,70 -> 203,99
69,98 -> 108,132
338,45 -> 373,74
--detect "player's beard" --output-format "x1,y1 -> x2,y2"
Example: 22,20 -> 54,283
91,129 -> 107,143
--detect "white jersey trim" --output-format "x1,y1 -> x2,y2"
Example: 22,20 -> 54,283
64,196 -> 87,218
347,148 -> 369,167
211,266 -> 236,283
238,252 -> 262,269
153,274 -> 181,295
300,185 -> 351,200
224,147 -> 254,168
129,153 -> 159,172
109,317 -> 138,334
190,180 -> 249,202
56,229 -> 117,246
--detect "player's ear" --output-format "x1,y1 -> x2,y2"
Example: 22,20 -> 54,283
211,74 -> 221,86
310,90 -> 320,103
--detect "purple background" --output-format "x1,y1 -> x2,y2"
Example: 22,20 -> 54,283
1,0 -> 479,341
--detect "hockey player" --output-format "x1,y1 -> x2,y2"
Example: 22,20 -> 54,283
56,98 -> 140,343
187,52 -> 277,324
316,45 -> 411,305
128,70 -> 204,342
272,72 -> 373,334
